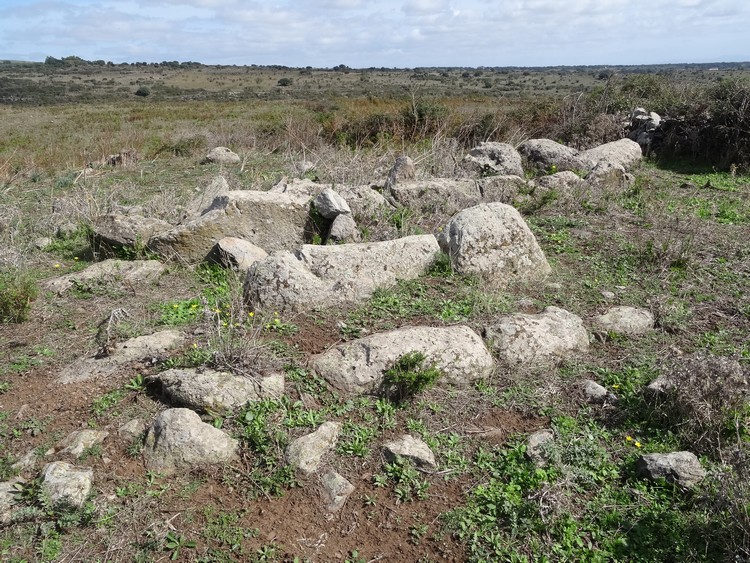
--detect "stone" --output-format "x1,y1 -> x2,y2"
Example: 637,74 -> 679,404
34,237 -> 53,250
478,175 -> 526,204
601,291 -> 616,300
152,368 -> 284,413
92,213 -> 171,254
485,306 -> 589,367
118,419 -> 146,441
11,450 -> 38,472
185,176 -> 231,216
285,421 -> 341,475
383,155 -> 416,193
44,259 -> 165,295
311,325 -> 495,396
328,214 -> 361,243
438,203 -> 551,283
313,188 -> 351,219
216,237 -> 268,271
593,306 -> 654,336
41,462 -> 93,508
58,430 -> 109,458
320,470 -> 355,512
0,478 -> 24,524
57,330 -> 185,384
383,435 -> 437,470
143,408 -> 238,475
526,430 -> 554,467
270,178 -> 391,217
635,451 -> 706,488
391,179 -> 482,216
519,139 -> 592,173
148,190 -> 310,263
203,146 -> 241,165
245,235 -> 440,313
582,138 -> 642,170
463,142 -> 524,177
584,162 -> 635,192
582,380 -> 616,404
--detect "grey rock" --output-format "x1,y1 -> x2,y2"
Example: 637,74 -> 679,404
186,176 -> 231,216
636,451 -> 706,488
463,142 -> 524,177
34,237 -> 53,250
0,478 -> 24,524
153,368 -> 284,413
582,380 -> 616,404
245,235 -> 440,313
216,237 -> 268,271
44,259 -> 165,294
118,419 -> 146,441
313,188 -> 351,219
57,330 -> 185,384
593,306 -> 654,336
311,325 -> 495,396
11,450 -> 38,472
270,178 -> 391,217
148,190 -> 310,263
383,155 -> 416,193
320,470 -> 355,512
485,306 -> 588,367
383,435 -> 437,470
285,421 -> 341,475
584,162 -> 635,192
478,175 -> 526,204
203,147 -> 241,165
391,179 -> 481,216
519,139 -> 592,173
58,430 -> 109,458
93,213 -> 171,253
438,203 -> 551,283
526,430 -> 554,467
601,291 -> 616,300
143,408 -> 238,475
41,462 -> 93,508
582,138 -> 642,170
328,214 -> 361,243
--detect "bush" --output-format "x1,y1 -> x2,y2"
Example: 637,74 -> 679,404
381,351 -> 442,402
0,268 -> 38,323
134,86 -> 150,97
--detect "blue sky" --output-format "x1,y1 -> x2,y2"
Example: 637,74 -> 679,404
0,0 -> 747,67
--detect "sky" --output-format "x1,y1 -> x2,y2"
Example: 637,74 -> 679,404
0,0 -> 747,68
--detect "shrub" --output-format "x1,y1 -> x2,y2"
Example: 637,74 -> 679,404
381,351 -> 442,402
135,86 -> 150,97
0,268 -> 38,323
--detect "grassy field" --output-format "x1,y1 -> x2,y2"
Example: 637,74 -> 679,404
0,63 -> 749,561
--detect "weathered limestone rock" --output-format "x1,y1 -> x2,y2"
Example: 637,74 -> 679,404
44,259 -> 165,294
636,451 -> 706,488
313,188 -> 351,219
270,178 -> 391,217
485,306 -> 589,366
328,214 -> 361,243
584,162 -> 635,191
478,175 -> 526,204
93,213 -> 171,254
185,176 -> 231,216
285,421 -> 341,475
526,430 -> 554,467
593,306 -> 654,336
118,419 -> 147,441
463,142 -> 524,177
148,190 -> 310,263
582,138 -> 642,170
0,478 -> 23,524
203,147 -> 241,165
311,325 -> 495,395
519,139 -> 591,173
383,435 -> 437,470
245,235 -> 440,313
216,237 -> 268,271
41,462 -> 93,507
391,179 -> 481,216
582,380 -> 617,404
57,330 -> 185,384
152,369 -> 284,413
383,155 -> 416,193
438,203 -> 551,283
57,430 -> 109,458
143,408 -> 238,475
320,469 -> 355,512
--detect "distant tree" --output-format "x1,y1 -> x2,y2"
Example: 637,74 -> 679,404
44,56 -> 64,66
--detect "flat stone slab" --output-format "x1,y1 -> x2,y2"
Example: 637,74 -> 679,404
593,306 -> 654,336
44,259 -> 165,294
636,451 -> 706,488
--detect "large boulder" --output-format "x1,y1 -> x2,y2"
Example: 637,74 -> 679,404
391,179 -> 481,216
310,325 -> 495,395
151,368 -> 284,413
270,178 -> 391,217
148,190 -> 311,263
44,259 -> 165,294
245,235 -> 441,313
635,451 -> 706,488
143,408 -> 238,475
478,175 -> 526,204
582,138 -> 642,170
485,306 -> 589,367
519,139 -> 592,173
92,213 -> 171,255
438,203 -> 551,283
463,142 -> 524,177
